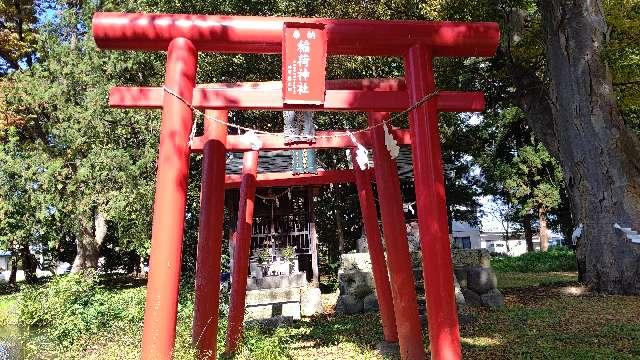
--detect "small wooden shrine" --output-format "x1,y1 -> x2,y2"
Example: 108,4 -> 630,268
225,151 -> 319,284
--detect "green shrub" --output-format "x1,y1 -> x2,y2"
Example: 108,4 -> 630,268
237,323 -> 291,360
17,271 -> 146,345
492,246 -> 577,273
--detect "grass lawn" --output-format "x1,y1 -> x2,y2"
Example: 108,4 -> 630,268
1,272 -> 639,359
240,271 -> 640,359
496,271 -> 578,288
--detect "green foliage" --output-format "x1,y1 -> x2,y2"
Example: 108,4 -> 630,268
474,104 -> 567,237
0,0 -> 39,73
604,0 -> 640,133
281,245 -> 295,260
492,246 -> 577,273
17,272 -> 146,344
257,247 -> 271,264
0,293 -> 19,326
237,324 -> 292,360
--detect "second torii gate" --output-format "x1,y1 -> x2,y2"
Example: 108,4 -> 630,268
93,12 -> 499,360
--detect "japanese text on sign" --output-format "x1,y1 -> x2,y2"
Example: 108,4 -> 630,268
282,23 -> 327,105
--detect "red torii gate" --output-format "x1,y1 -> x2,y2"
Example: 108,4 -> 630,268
92,13 -> 499,360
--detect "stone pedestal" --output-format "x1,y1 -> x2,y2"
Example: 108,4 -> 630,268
334,249 -> 504,313
245,288 -> 302,320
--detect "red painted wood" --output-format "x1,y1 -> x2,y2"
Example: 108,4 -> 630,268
197,78 -> 407,90
141,38 -> 197,360
367,112 -> 425,359
192,110 -> 228,359
350,149 -> 398,343
282,23 -> 327,104
108,85 -> 484,113
92,13 -> 500,57
405,44 -> 462,360
190,129 -> 411,153
224,169 -> 362,188
225,151 -> 259,355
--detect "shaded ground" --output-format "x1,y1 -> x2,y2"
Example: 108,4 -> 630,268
252,272 -> 640,359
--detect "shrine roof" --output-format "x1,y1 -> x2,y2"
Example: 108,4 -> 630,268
225,147 -> 414,180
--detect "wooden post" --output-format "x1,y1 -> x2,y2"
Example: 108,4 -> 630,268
368,112 -> 425,359
350,149 -> 398,343
404,44 -> 462,360
141,37 -> 197,360
225,150 -> 259,355
192,110 -> 229,359
308,187 -> 320,287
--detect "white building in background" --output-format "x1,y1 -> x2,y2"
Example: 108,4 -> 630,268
480,232 -> 539,256
0,251 -> 10,271
450,222 -> 564,256
451,221 -> 482,249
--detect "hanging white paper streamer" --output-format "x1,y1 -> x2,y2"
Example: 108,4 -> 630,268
244,130 -> 262,150
383,124 -> 400,159
345,149 -> 354,169
347,131 -> 369,170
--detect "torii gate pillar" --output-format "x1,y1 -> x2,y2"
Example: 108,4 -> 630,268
141,38 -> 197,360
192,110 -> 229,358
405,44 -> 462,359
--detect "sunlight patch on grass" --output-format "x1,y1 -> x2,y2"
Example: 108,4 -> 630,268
557,285 -> 588,296
0,294 -> 18,326
461,336 -> 502,347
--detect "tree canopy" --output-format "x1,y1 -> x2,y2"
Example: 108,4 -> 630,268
1,0 -> 638,293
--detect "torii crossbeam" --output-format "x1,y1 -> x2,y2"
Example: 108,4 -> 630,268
92,12 -> 499,360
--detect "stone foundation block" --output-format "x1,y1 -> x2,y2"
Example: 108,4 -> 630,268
300,287 -> 323,316
335,295 -> 363,314
481,289 -> 505,310
467,266 -> 498,294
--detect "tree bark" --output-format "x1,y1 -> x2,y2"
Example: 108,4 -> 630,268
20,242 -> 37,283
71,211 -> 107,273
8,254 -> 18,284
335,209 -> 345,254
523,213 -> 535,252
538,207 -> 549,251
538,0 -> 640,294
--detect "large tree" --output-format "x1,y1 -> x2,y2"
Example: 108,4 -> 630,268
0,0 -> 38,73
435,0 -> 640,293
537,0 -> 640,294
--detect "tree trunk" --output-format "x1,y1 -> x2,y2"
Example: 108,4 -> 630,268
538,0 -> 640,294
538,207 -> 549,251
335,209 -> 345,254
71,211 -> 107,273
8,254 -> 18,284
523,213 -> 535,252
20,242 -> 37,283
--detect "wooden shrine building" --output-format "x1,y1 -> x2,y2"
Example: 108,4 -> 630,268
225,151 -> 320,284
224,147 -> 418,286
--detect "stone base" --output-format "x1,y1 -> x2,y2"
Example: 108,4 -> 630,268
246,272 -> 307,291
335,294 -> 364,314
335,248 -> 505,314
245,288 -> 301,321
376,341 -> 400,358
244,285 -> 323,321
300,287 -> 323,316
